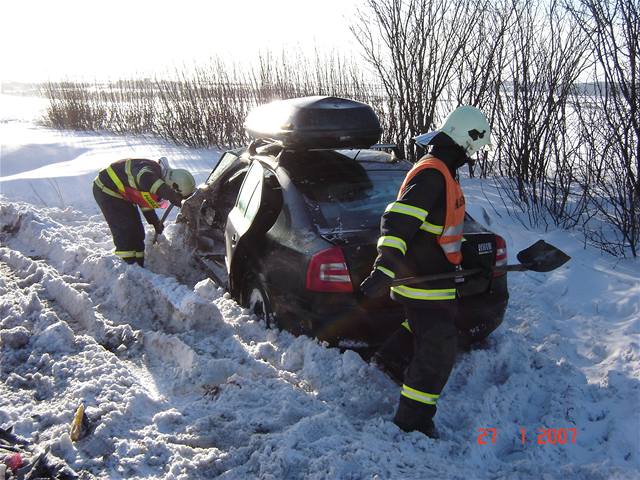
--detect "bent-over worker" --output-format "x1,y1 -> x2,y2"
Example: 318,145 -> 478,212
93,157 -> 195,266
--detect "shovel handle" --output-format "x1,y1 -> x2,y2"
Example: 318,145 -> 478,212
391,268 -> 482,287
388,239 -> 570,287
152,205 -> 174,244
390,264 -> 531,287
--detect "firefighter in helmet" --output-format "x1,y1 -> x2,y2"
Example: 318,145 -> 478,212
360,106 -> 492,437
93,156 -> 195,266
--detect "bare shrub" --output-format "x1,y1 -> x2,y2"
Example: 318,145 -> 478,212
351,0 -> 489,160
44,81 -> 107,131
445,0 -> 517,177
566,0 -> 639,256
43,51 -> 392,150
493,0 -> 590,229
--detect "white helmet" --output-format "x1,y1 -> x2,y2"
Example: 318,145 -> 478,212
165,168 -> 196,198
439,105 -> 492,155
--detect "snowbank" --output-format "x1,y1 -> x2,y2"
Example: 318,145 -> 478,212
0,98 -> 638,479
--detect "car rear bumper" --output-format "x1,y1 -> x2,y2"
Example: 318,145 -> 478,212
271,276 -> 508,347
273,293 -> 404,345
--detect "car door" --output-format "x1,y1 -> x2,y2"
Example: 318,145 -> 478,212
224,160 -> 279,272
205,151 -> 241,186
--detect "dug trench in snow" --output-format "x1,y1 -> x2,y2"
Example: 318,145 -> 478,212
0,251 -> 140,355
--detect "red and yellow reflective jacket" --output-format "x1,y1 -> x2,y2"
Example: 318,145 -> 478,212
94,158 -> 181,210
373,154 -> 465,304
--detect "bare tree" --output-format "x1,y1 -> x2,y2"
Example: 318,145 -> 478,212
567,0 -> 639,256
351,0 -> 489,160
447,0 -> 517,176
493,0 -> 590,228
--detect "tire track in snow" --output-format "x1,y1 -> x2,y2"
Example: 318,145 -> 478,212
0,202 -> 404,477
0,247 -> 140,354
1,202 -> 391,414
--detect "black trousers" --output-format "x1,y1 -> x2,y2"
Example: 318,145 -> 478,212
385,302 -> 458,431
93,184 -> 145,266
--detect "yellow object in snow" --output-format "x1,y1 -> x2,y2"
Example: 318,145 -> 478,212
69,402 -> 86,442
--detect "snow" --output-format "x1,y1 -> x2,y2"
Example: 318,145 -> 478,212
1,93 -> 639,479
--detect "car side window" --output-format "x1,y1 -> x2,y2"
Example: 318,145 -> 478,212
207,152 -> 239,185
236,162 -> 263,219
244,184 -> 262,222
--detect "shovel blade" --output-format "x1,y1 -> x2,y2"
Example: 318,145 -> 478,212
516,240 -> 571,272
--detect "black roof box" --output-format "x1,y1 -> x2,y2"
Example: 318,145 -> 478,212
244,96 -> 382,150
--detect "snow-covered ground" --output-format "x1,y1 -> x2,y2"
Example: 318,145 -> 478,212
0,93 -> 638,479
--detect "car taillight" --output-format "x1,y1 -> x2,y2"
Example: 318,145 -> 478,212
306,246 -> 354,293
494,235 -> 507,277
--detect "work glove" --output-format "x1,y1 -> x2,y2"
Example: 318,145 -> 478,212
359,268 -> 393,299
153,221 -> 164,236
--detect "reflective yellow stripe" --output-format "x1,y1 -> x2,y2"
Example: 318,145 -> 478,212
140,191 -> 161,208
136,167 -> 153,185
401,320 -> 411,332
377,236 -> 407,255
385,202 -> 428,222
135,251 -> 144,258
391,285 -> 456,300
94,177 -> 124,200
401,384 -> 439,405
376,266 -> 396,279
125,160 -> 136,189
150,179 -> 165,194
107,167 -> 125,193
419,221 -> 444,235
115,250 -> 136,259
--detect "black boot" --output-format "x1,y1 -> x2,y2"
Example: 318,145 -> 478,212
393,397 -> 438,438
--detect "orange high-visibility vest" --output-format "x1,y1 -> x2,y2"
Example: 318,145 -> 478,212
398,156 -> 465,265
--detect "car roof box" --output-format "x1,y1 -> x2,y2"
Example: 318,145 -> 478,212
244,96 -> 382,150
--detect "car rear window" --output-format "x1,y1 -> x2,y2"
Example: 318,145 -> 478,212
282,151 -> 407,231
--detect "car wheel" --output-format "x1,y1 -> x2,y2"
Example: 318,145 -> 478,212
242,275 -> 275,328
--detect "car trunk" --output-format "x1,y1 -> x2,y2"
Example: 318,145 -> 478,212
316,228 -> 397,314
320,219 -> 499,302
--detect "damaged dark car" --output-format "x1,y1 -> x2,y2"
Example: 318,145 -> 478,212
178,96 -> 508,347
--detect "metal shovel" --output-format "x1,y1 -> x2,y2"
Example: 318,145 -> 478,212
390,240 -> 571,287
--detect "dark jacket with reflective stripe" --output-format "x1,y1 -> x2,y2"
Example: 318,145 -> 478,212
373,152 -> 461,306
96,158 -> 182,224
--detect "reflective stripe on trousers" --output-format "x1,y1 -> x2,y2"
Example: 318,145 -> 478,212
115,250 -> 144,259
401,384 -> 439,405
